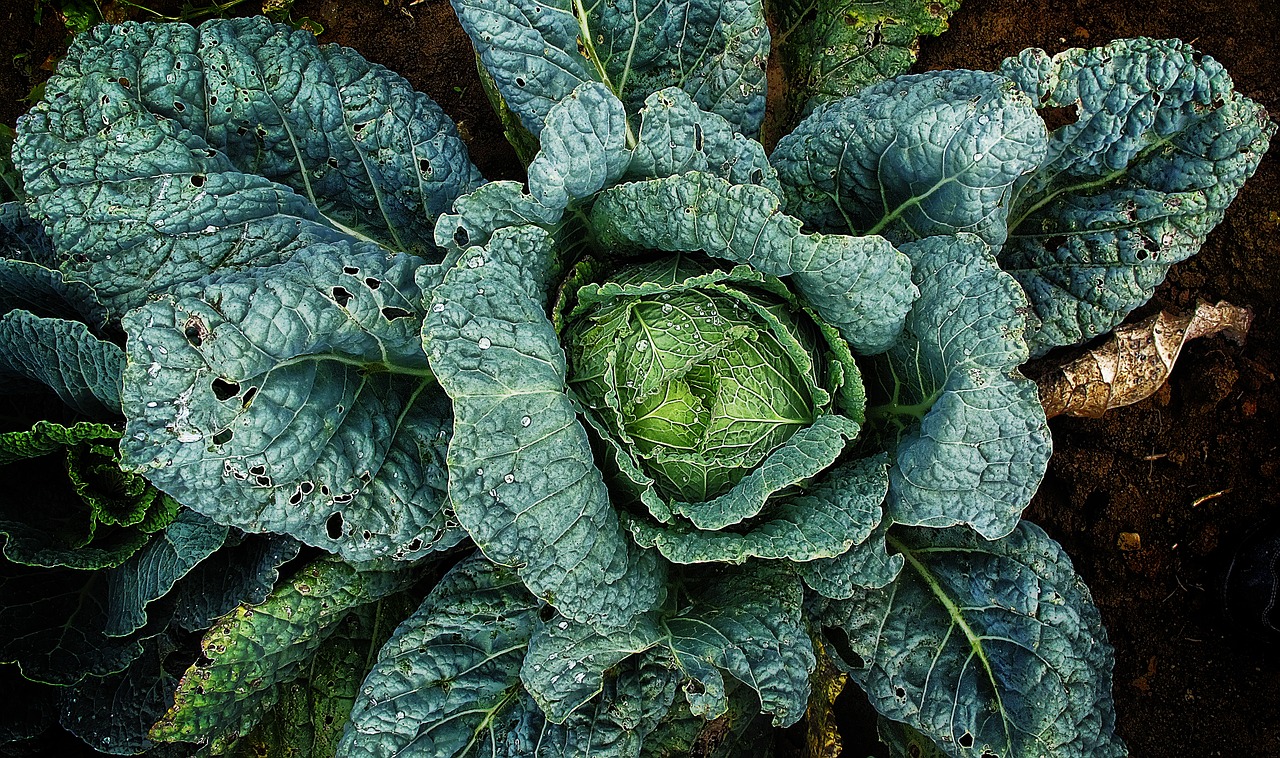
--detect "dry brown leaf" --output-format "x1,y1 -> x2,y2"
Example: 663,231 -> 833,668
1037,300 -> 1253,419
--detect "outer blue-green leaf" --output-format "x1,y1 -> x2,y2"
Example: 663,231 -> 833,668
998,38 -> 1276,353
453,0 -> 769,137
15,18 -> 482,316
168,533 -> 301,634
341,555 -> 679,758
105,510 -> 230,637
0,257 -> 108,331
120,244 -> 459,562
338,554 -> 539,757
526,82 -> 632,210
821,522 -> 1126,758
768,0 -> 962,133
869,235 -> 1049,539
771,69 -> 1047,249
150,556 -> 412,751
626,88 -> 781,195
589,172 -> 915,354
629,455 -> 889,565
423,224 -> 663,628
0,309 -> 123,417
523,563 -> 814,728
799,519 -> 903,598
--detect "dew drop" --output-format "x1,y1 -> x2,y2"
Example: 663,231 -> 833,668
636,339 -> 649,351
973,152 -> 984,161
504,473 -> 515,484
978,114 -> 990,125
661,304 -> 673,313
432,302 -> 445,313
477,337 -> 492,350
520,415 -> 532,427
467,255 -> 485,268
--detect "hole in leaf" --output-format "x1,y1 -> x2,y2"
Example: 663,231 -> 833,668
241,386 -> 257,407
538,605 -> 556,622
343,266 -> 360,275
453,226 -> 469,247
325,512 -> 344,539
320,484 -> 330,496
1045,235 -> 1066,252
190,174 -> 206,188
331,286 -> 353,307
515,77 -> 526,87
211,377 -> 240,401
749,167 -> 764,185
249,465 -> 266,476
364,277 -> 381,290
821,626 -> 865,669
894,685 -> 906,699
326,157 -> 339,168
209,95 -> 218,105
184,325 -> 203,346
212,428 -> 233,445
174,101 -> 186,112
407,537 -> 422,551
381,306 -> 412,320
362,530 -> 372,540
418,158 -> 432,174
1037,103 -> 1079,131
958,732 -> 974,749
236,125 -> 248,136
693,122 -> 703,152
300,481 -> 315,495
289,489 -> 303,505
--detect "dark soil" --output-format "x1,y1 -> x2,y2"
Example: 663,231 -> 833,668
1,0 -> 1277,755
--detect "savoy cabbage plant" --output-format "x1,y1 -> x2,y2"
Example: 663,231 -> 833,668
0,1 -> 1271,756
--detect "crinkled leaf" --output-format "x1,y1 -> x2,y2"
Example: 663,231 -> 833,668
0,421 -> 172,570
341,556 -> 678,757
57,631 -> 187,755
799,519 -> 903,598
168,533 -> 301,634
767,0 -> 961,138
105,510 -> 230,637
627,88 -> 781,195
667,414 -> 859,530
590,171 -> 915,354
0,561 -> 152,685
878,717 -> 947,758
423,225 -> 663,628
120,245 -> 459,562
15,18 -> 482,316
150,556 -> 412,751
523,563 -> 814,728
0,258 -> 108,332
435,180 -> 566,253
629,454 -> 888,564
225,595 -> 413,758
0,202 -> 53,263
998,38 -> 1276,353
0,310 -> 123,417
338,554 -> 540,757
526,82 -> 632,210
868,235 -> 1049,539
771,69 -> 1047,249
453,0 -> 769,137
820,522 -> 1126,758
